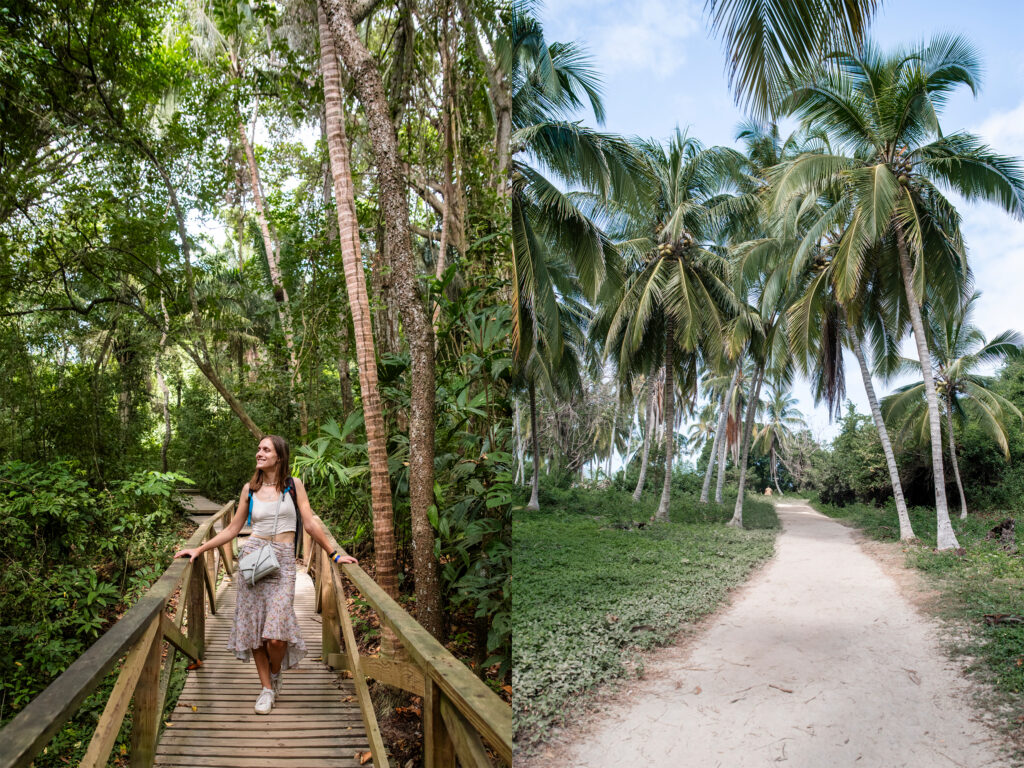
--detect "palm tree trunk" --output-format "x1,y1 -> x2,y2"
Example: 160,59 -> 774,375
715,360 -> 742,504
700,388 -> 728,503
633,375 -> 656,500
730,365 -> 764,527
318,4 -> 399,610
514,397 -> 525,486
606,384 -> 618,480
850,329 -> 916,540
896,231 -> 960,549
321,107 -> 355,416
527,382 -> 540,510
322,0 -> 443,639
771,445 -> 782,495
657,323 -> 675,521
945,396 -> 969,519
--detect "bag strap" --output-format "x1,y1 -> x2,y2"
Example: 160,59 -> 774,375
246,488 -> 254,528
285,477 -> 301,555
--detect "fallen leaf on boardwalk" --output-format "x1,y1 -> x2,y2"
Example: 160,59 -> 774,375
191,705 -> 198,712
186,660 -> 203,670
357,751 -> 373,764
693,686 -> 702,695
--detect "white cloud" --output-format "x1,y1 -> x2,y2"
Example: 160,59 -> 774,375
544,0 -> 702,79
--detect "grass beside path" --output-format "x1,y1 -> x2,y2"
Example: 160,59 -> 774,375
512,485 -> 778,749
812,498 -> 1024,757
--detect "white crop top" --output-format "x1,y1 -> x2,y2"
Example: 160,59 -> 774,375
249,492 -> 298,537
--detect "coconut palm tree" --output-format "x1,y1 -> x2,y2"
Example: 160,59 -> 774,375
495,8 -> 641,371
597,130 -> 742,520
773,34 -> 1024,549
883,292 -> 1023,519
753,386 -> 806,494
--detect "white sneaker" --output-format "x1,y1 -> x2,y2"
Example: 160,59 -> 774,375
254,687 -> 275,715
271,672 -> 282,697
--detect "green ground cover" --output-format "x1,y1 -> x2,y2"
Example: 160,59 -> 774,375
814,498 -> 1024,752
512,484 -> 778,747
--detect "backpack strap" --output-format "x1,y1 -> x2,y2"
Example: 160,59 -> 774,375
285,477 -> 302,555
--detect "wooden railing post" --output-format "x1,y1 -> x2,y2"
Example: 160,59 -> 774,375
423,678 -> 455,768
128,623 -> 163,766
186,554 -> 206,658
319,551 -> 342,659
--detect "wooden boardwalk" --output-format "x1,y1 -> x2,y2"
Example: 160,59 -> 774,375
155,497 -> 371,768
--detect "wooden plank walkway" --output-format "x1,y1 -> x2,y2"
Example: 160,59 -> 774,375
155,496 -> 371,767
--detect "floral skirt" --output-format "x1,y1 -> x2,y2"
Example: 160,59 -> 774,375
227,538 -> 307,671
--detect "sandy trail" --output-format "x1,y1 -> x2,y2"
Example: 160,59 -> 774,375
549,501 -> 1009,768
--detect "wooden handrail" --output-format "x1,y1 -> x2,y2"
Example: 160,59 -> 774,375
0,501 -> 235,768
304,515 -> 513,766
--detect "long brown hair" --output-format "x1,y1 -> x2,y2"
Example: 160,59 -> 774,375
249,435 -> 291,493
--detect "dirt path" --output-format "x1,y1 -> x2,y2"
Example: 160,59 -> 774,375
540,501 -> 1009,767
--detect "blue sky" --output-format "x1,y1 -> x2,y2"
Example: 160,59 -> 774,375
539,0 -> 1024,442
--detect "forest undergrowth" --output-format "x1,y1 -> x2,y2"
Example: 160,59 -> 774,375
511,482 -> 778,750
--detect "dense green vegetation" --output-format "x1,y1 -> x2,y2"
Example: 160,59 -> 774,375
512,480 -> 777,747
0,463 -> 192,762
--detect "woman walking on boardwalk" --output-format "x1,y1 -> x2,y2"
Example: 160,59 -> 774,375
174,435 -> 356,714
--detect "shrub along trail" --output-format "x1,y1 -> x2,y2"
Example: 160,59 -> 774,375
546,500 -> 1010,767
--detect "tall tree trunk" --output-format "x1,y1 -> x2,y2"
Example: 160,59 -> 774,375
322,0 -> 443,638
606,383 -> 618,480
155,263 -> 172,473
238,120 -> 308,440
896,231 -> 960,550
657,323 -> 675,521
715,360 -> 742,504
771,445 -> 782,495
850,329 -> 916,540
321,0 -> 442,639
700,389 -> 727,503
318,5 -> 399,613
527,382 -> 541,510
730,365 -> 764,527
632,375 -> 656,501
514,397 -> 525,486
946,398 -> 969,520
321,106 -> 355,416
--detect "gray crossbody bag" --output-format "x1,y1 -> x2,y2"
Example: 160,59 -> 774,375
238,491 -> 285,587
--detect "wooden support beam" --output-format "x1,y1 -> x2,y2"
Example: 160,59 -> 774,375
160,614 -> 201,662
319,555 -> 342,659
187,554 -> 206,657
423,679 -> 455,768
128,615 -> 163,767
79,616 -> 161,768
202,555 -> 217,615
331,565 -> 390,768
325,654 -> 425,697
439,697 -> 491,768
